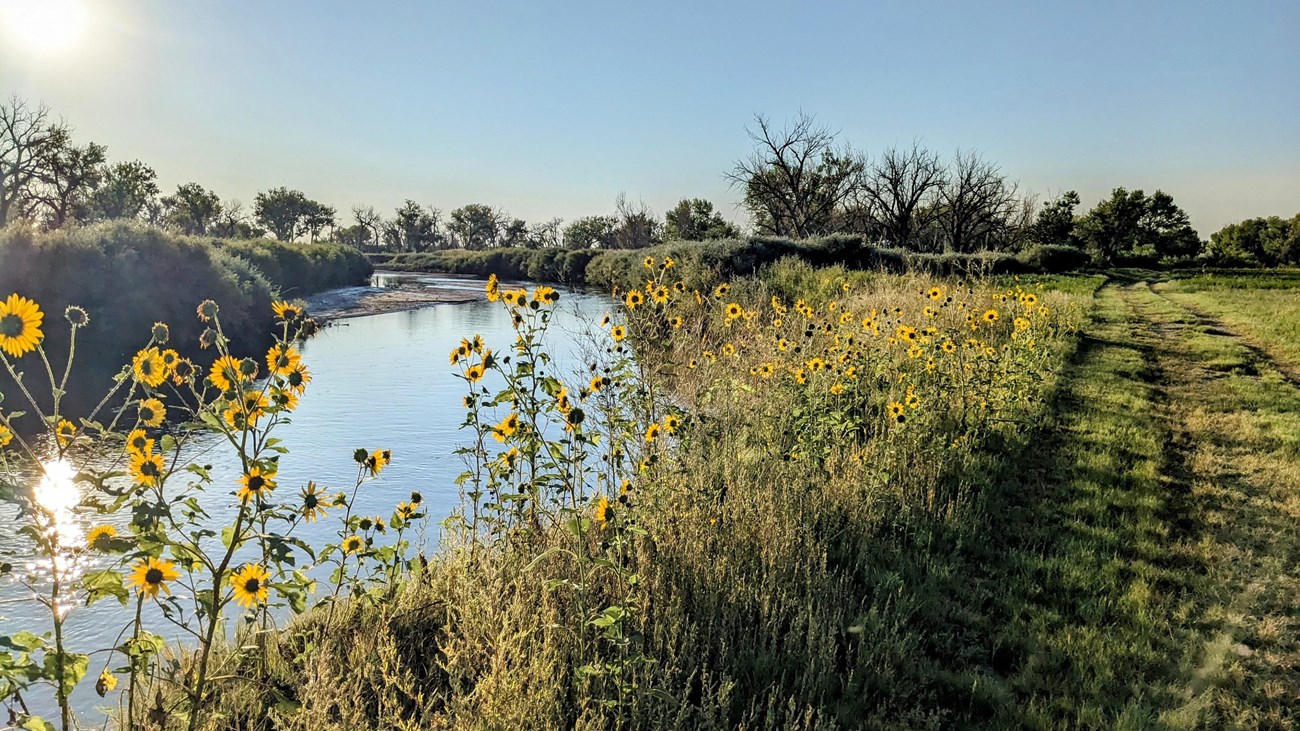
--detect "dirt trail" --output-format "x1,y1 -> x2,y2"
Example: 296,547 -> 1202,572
1107,279 -> 1300,726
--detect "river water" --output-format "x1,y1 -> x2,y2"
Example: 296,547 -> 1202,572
0,273 -> 610,723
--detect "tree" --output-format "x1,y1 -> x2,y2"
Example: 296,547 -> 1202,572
664,198 -> 741,241
612,193 -> 661,249
0,96 -> 65,226
934,150 -> 1024,252
1030,190 -> 1081,248
500,217 -> 530,248
528,217 -> 564,248
1206,215 -> 1299,266
31,131 -> 106,228
302,200 -> 336,243
351,205 -> 384,251
564,215 -> 617,249
386,200 -> 442,251
726,113 -> 864,238
448,203 -> 502,249
1076,188 -> 1202,264
210,199 -> 263,239
161,182 -> 222,235
858,141 -> 946,250
88,160 -> 159,221
253,187 -> 318,242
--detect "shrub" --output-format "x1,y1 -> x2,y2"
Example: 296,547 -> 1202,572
1017,244 -> 1091,273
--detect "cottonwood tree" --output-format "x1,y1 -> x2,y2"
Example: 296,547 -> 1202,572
88,160 -> 159,221
351,204 -> 384,250
0,96 -> 65,226
1206,214 -> 1299,266
934,150 -> 1023,252
1076,188 -> 1202,264
528,217 -> 564,248
727,113 -> 864,238
302,201 -> 336,243
448,203 -> 503,249
386,200 -> 442,251
564,215 -> 617,248
1030,190 -> 1081,248
612,193 -> 660,249
210,199 -> 262,239
161,182 -> 223,235
664,198 -> 741,241
253,187 -> 321,241
31,130 -> 106,228
858,141 -> 946,250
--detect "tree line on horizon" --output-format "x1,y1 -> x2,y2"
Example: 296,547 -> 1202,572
2,97 -> 1295,267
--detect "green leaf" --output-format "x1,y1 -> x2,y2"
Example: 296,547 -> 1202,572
83,569 -> 129,606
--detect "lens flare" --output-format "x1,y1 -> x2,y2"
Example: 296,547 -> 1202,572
0,0 -> 91,56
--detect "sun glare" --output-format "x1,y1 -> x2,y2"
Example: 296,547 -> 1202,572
0,0 -> 90,56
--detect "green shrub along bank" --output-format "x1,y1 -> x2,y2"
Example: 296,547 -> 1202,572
0,222 -> 372,421
367,237 -> 1094,292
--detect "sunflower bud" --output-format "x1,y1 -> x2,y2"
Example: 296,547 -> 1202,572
64,305 -> 89,328
151,322 -> 170,343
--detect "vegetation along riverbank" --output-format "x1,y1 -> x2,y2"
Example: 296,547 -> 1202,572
7,246 -> 1296,729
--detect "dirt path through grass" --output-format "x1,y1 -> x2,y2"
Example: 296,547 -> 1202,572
1045,277 -> 1300,728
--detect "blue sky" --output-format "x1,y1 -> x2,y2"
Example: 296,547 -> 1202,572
2,0 -> 1297,235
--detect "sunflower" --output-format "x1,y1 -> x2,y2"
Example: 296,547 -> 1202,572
126,556 -> 180,599
266,344 -> 301,377
96,670 -> 118,696
1014,317 -> 1030,331
271,388 -> 299,412
806,357 -> 826,372
887,402 -> 906,423
395,501 -> 417,520
594,495 -> 614,526
663,414 -> 681,433
983,309 -> 999,323
0,294 -> 44,358
906,393 -> 921,409
645,422 -> 661,442
0,424 -> 12,448
342,535 -> 364,554
130,451 -> 165,487
86,524 -> 117,548
724,302 -> 742,320
237,467 -> 277,503
65,305 -> 89,328
283,362 -> 312,395
241,390 -> 268,421
624,290 -> 644,310
465,363 -> 486,382
366,449 -> 392,475
208,355 -> 241,393
298,481 -> 329,522
642,256 -> 655,269
132,348 -> 168,388
830,383 -> 845,396
942,340 -> 957,354
492,413 -> 520,442
55,419 -> 77,447
532,286 -> 559,305
229,563 -> 270,608
485,273 -> 500,302
651,286 -> 669,305
713,283 -> 729,299
611,325 -> 627,342
272,300 -> 303,321
928,287 -> 943,300
897,325 -> 918,342
757,362 -> 775,379
1020,292 -> 1038,307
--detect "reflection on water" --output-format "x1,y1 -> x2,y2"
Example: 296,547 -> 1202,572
0,275 -> 609,721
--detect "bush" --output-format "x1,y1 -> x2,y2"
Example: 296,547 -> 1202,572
1017,244 -> 1091,273
0,222 -> 369,418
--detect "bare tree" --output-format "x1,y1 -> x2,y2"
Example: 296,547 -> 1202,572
726,113 -> 864,239
935,150 -> 1023,252
352,205 -> 384,251
0,96 -> 65,227
859,141 -> 946,250
613,192 -> 660,249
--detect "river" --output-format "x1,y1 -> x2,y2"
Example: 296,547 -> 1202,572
0,273 -> 611,724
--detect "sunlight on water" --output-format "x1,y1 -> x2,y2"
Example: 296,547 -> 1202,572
30,458 -> 86,617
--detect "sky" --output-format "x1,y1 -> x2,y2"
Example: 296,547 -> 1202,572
1,0 -> 1297,236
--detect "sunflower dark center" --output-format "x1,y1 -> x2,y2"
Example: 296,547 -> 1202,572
141,407 -> 156,421
248,475 -> 266,491
145,568 -> 163,584
244,578 -> 261,592
303,494 -> 318,508
288,371 -> 303,387
0,314 -> 23,337
142,461 -> 160,477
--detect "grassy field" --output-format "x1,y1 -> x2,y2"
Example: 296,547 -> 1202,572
8,259 -> 1298,730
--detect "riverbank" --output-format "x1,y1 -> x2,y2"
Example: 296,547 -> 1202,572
305,271 -> 484,321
